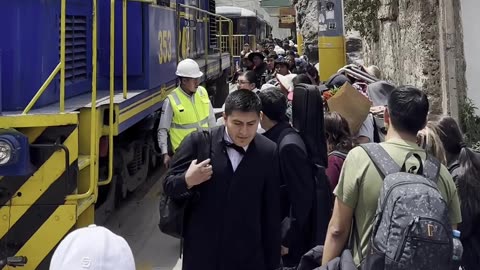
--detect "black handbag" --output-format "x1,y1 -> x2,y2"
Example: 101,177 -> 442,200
158,130 -> 212,239
158,194 -> 189,239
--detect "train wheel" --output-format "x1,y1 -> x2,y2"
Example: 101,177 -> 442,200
95,175 -> 118,224
114,149 -> 129,207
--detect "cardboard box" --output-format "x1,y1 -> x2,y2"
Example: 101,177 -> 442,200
327,82 -> 372,134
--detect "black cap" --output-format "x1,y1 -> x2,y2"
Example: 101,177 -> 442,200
326,73 -> 351,89
274,57 -> 289,67
248,52 -> 265,62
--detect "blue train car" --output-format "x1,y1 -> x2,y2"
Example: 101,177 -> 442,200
0,0 -> 231,268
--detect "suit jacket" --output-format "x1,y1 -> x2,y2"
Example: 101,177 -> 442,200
263,122 -> 314,266
163,126 -> 281,270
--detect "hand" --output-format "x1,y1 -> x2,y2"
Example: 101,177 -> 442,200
185,159 -> 213,188
163,154 -> 171,168
370,106 -> 385,115
281,246 -> 289,256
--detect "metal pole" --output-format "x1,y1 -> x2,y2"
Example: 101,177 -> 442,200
60,0 -> 66,113
123,0 -> 128,99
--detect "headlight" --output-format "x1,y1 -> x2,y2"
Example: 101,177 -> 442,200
0,130 -> 29,175
0,140 -> 12,165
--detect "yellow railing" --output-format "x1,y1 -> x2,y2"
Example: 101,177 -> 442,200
218,34 -> 256,58
22,0 -> 68,114
66,0 -> 99,200
123,0 -> 127,99
178,4 -> 234,76
98,0 -> 117,186
98,0 -> 157,187
59,0 -> 66,113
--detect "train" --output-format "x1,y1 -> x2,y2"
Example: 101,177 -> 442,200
216,5 -> 273,64
0,0 -> 232,269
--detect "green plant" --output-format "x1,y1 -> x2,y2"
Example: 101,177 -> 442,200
344,0 -> 381,42
460,98 -> 480,150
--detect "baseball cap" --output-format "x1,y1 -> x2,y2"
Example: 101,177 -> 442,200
50,225 -> 135,270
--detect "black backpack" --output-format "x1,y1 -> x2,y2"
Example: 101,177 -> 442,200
292,83 -> 328,167
292,83 -> 332,246
360,143 -> 453,270
159,130 -> 211,239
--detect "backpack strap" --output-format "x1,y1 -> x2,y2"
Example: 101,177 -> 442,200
195,129 -> 212,162
400,152 -> 424,175
371,113 -> 381,143
423,155 -> 441,182
360,143 -> 400,178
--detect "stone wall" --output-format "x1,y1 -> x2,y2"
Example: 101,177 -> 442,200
295,0 -> 467,114
359,0 -> 467,113
294,0 -> 319,63
453,0 -> 467,104
360,0 -> 442,112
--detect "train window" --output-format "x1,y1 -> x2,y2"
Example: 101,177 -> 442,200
156,0 -> 169,6
248,18 -> 256,35
237,18 -> 248,34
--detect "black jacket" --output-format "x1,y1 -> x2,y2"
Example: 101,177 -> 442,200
253,62 -> 268,88
263,122 -> 315,266
450,162 -> 480,270
163,126 -> 281,270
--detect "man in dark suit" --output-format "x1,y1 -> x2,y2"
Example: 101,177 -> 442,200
163,89 -> 281,270
258,87 -> 315,267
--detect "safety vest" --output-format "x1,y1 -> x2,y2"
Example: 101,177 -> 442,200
168,86 -> 211,152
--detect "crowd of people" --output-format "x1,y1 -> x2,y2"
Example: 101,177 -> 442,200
47,35 -> 480,270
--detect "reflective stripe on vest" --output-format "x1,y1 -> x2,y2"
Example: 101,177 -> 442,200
168,86 -> 211,152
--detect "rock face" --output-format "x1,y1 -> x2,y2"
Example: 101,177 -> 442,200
346,31 -> 363,65
295,0 -> 467,114
295,0 -> 319,63
453,0 -> 467,103
361,0 -> 443,112
363,0 -> 466,113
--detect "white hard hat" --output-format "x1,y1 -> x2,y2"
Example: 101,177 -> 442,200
176,59 -> 203,78
50,224 -> 135,270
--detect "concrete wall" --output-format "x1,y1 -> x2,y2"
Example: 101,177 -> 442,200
461,0 -> 480,109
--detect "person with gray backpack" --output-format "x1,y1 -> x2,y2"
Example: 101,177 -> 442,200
321,85 -> 462,269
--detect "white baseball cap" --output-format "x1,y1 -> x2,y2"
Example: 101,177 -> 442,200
50,224 -> 135,270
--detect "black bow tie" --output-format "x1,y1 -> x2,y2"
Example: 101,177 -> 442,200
224,141 -> 246,155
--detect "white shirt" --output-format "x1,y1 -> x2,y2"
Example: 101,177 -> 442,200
224,128 -> 249,171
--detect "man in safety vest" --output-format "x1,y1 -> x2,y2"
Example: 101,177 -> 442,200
157,59 -> 216,167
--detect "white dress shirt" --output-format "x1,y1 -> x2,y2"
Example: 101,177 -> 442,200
224,128 -> 249,171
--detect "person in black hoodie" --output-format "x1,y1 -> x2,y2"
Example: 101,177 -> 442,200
259,87 -> 315,267
425,115 -> 480,270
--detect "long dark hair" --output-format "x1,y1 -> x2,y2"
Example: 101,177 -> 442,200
324,112 -> 354,153
429,115 -> 480,213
